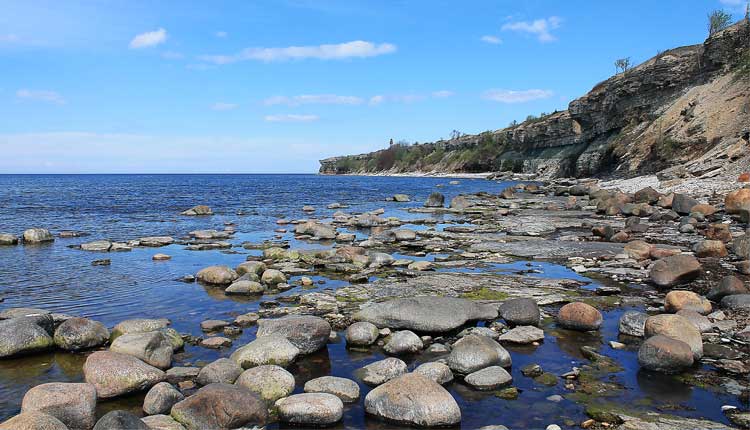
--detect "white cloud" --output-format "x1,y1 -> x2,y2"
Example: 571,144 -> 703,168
431,90 -> 455,98
502,17 -> 562,42
264,94 -> 364,106
482,89 -> 554,103
210,102 -> 238,111
16,89 -> 66,105
480,35 -> 502,44
129,28 -> 167,49
368,94 -> 424,105
200,40 -> 396,64
264,114 -> 319,122
161,51 -> 184,60
215,31 -> 228,38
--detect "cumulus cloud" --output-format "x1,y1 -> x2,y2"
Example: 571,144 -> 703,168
264,114 -> 319,122
210,102 -> 238,111
264,94 -> 364,106
16,89 -> 66,105
482,89 -> 554,103
129,28 -> 167,49
200,40 -> 396,64
480,35 -> 502,44
502,17 -> 561,42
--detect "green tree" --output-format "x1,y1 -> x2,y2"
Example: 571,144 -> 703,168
708,10 -> 732,36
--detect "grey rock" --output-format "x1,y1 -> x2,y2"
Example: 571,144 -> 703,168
384,330 -> 423,355
0,233 -> 19,246
21,382 -> 97,430
0,317 -> 54,358
276,393 -> 344,426
170,383 -> 267,430
356,357 -> 408,385
94,411 -> 148,430
0,412 -> 68,430
499,298 -> 540,326
53,317 -> 109,351
619,311 -> 648,337
141,414 -> 186,430
110,331 -> 173,369
196,266 -> 238,285
721,294 -> 750,310
256,315 -> 331,354
80,240 -> 112,252
260,269 -> 286,286
707,276 -> 748,302
111,318 -> 170,340
638,335 -> 694,373
424,192 -> 445,208
197,358 -> 243,385
83,351 -> 165,399
230,335 -> 300,368
23,228 -> 54,243
235,365 -> 295,403
448,334 -> 511,374
143,382 -> 184,415
225,280 -> 264,295
304,376 -> 360,402
345,322 -> 379,347
414,362 -> 454,385
676,309 -> 713,333
671,194 -> 698,215
498,326 -> 544,344
165,367 -> 200,385
465,366 -> 513,390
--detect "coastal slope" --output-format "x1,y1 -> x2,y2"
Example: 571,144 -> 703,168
320,21 -> 750,179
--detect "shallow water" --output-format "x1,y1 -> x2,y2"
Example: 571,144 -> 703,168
0,174 -> 743,427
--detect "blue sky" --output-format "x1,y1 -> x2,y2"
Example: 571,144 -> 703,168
0,0 -> 746,173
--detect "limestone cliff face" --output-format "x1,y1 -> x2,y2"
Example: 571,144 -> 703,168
320,21 -> 750,178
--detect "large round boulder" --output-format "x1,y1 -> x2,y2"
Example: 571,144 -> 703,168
230,335 -> 300,369
649,255 -> 701,287
557,302 -> 603,331
110,331 -> 173,369
256,316 -> 330,355
53,317 -> 109,351
110,318 -> 170,340
21,382 -> 97,430
0,318 -> 54,358
664,290 -> 712,315
235,261 -> 266,277
94,410 -> 148,430
143,382 -> 184,416
0,412 -> 68,430
364,373 -> 461,427
447,334 -> 511,374
384,330 -> 423,355
414,362 -> 454,385
170,384 -> 267,429
345,322 -> 379,347
707,276 -> 749,302
498,298 -> 540,326
304,376 -> 360,403
83,351 -> 165,398
235,365 -> 295,403
618,311 -> 648,337
644,314 -> 703,359
276,393 -> 344,426
638,335 -> 694,373
225,280 -> 264,295
725,188 -> 750,214
464,366 -> 513,390
356,357 -> 408,386
196,266 -> 238,285
260,269 -> 286,286
671,194 -> 698,215
424,192 -> 445,208
197,358 -> 243,386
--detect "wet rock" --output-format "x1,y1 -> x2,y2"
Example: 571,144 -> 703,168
83,351 -> 165,398
0,412 -> 68,430
0,233 -> 19,245
414,362 -> 453,385
200,337 -> 232,349
170,384 -> 267,430
707,276 -> 749,301
676,310 -> 713,333
720,293 -> 750,310
384,330 -> 423,355
447,334 -> 511,374
256,315 -> 330,355
557,302 -> 603,331
110,331 -> 173,369
152,253 -> 171,261
234,312 -> 259,327
138,236 -> 174,247
23,228 -> 54,243
235,261 -> 266,277
638,335 -> 694,373
664,290 -> 712,315
450,196 -> 470,211
364,373 -> 461,427
498,298 -> 540,326
180,205 -> 212,216
200,320 -> 228,332
295,221 -> 337,240
230,335 -> 300,368
618,311 -> 648,337
393,194 -> 410,202
671,194 -> 698,215
424,192 -> 445,208
141,414 -> 186,430
53,317 -> 109,351
111,318 -> 170,340
21,382 -> 97,429
725,188 -> 750,214
225,280 -> 264,295
498,326 -> 544,344
94,411 -> 148,430
165,367 -> 199,385
356,357 -> 408,385
276,393 -> 344,426
235,365 -> 294,403
368,252 -> 395,267
649,255 -> 701,287
465,366 -> 513,390
644,314 -> 703,359
345,322 -> 380,347
394,229 -> 417,241
354,296 -> 497,333
304,376 -> 360,402
143,382 -> 184,415
260,269 -> 286,286
407,261 -> 433,271
693,240 -> 728,258
197,358 -> 242,386
196,266 -> 238,285
704,344 -> 742,360
0,317 -> 54,358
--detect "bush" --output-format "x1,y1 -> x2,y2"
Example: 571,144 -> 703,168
708,10 -> 732,36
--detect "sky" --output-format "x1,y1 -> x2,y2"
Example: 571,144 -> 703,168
0,0 -> 746,173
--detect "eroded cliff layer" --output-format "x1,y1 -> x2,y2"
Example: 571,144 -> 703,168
320,21 -> 750,179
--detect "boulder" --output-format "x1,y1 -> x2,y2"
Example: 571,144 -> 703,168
23,228 -> 54,243
384,330 -> 423,355
498,298 -> 540,326
424,192 -> 445,208
235,365 -> 295,403
21,382 -> 97,429
141,415 -> 186,430
644,314 -> 703,359
393,194 -> 410,202
557,302 -> 603,331
624,241 -> 653,260
143,382 -> 184,415
0,233 -> 19,246
225,280 -> 264,295
0,317 -> 54,358
294,221 -> 337,240
450,196 -> 470,211
725,188 -> 750,214
0,412 -> 68,430
260,269 -> 286,286
664,290 -> 712,315
110,331 -> 173,369
447,334 -> 511,374
304,376 -> 360,402
638,335 -> 694,373
693,240 -> 728,258
180,205 -> 212,216
276,393 -> 344,426
170,384 -> 267,430
498,326 -> 545,344
414,362 -> 454,385
94,411 -> 149,430
364,373 -> 461,427
165,367 -> 199,385
256,316 -> 331,354
138,236 -> 174,247
235,261 -> 266,277
111,318 -> 170,340
83,351 -> 165,398
407,261 -> 433,271
721,293 -> 750,310
353,296 -> 497,333
464,366 -> 513,390
368,252 -> 395,267
618,311 -> 648,337
671,194 -> 698,215
707,276 -> 749,301
356,357 -> 408,386
197,358 -> 242,386
80,240 -> 112,252
345,322 -> 379,347
394,229 -> 417,241
634,187 -> 660,204
676,310 -> 713,333
649,255 -> 701,287
53,317 -> 109,351
230,335 -> 300,368
196,266 -> 238,285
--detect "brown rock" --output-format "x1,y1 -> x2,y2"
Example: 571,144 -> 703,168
83,351 -> 165,399
649,248 -> 681,259
705,224 -> 732,243
638,335 -> 694,373
707,276 -> 749,301
693,240 -> 728,258
0,412 -> 68,430
725,188 -> 750,214
691,204 -> 717,216
644,314 -> 703,359
624,241 -> 652,260
649,255 -> 701,287
170,383 -> 267,429
557,302 -> 603,331
664,290 -> 712,315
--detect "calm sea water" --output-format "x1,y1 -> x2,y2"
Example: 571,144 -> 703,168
0,174 -> 740,428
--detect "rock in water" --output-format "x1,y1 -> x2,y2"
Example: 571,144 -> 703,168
649,255 -> 701,287
110,331 -> 173,369
235,365 -> 295,403
364,373 -> 461,427
276,393 -> 344,426
498,326 -> 545,344
556,302 -> 603,331
414,362 -> 454,385
498,298 -> 540,326
230,335 -> 300,368
23,228 -> 54,243
140,414 -> 185,430
94,410 -> 149,430
345,322 -> 379,346
356,357 -> 408,386
424,192 -> 445,208
143,382 -> 184,415
110,318 -> 170,340
619,311 -> 648,337
448,334 -> 511,374
464,366 -> 513,390
304,376 -> 360,402
197,358 -> 243,385
0,233 -> 19,245
638,335 -> 694,373
21,382 -> 97,430
256,316 -> 331,354
353,296 -> 497,333
0,317 -> 54,358
644,314 -> 703,359
170,383 -> 267,429
196,266 -> 238,285
83,351 -> 165,398
0,412 -> 68,430
53,317 -> 109,351
384,330 -> 423,355
180,205 -> 212,216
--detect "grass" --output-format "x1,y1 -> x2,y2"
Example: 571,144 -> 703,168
460,288 -> 510,301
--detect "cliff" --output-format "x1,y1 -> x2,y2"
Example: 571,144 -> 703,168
320,21 -> 750,179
